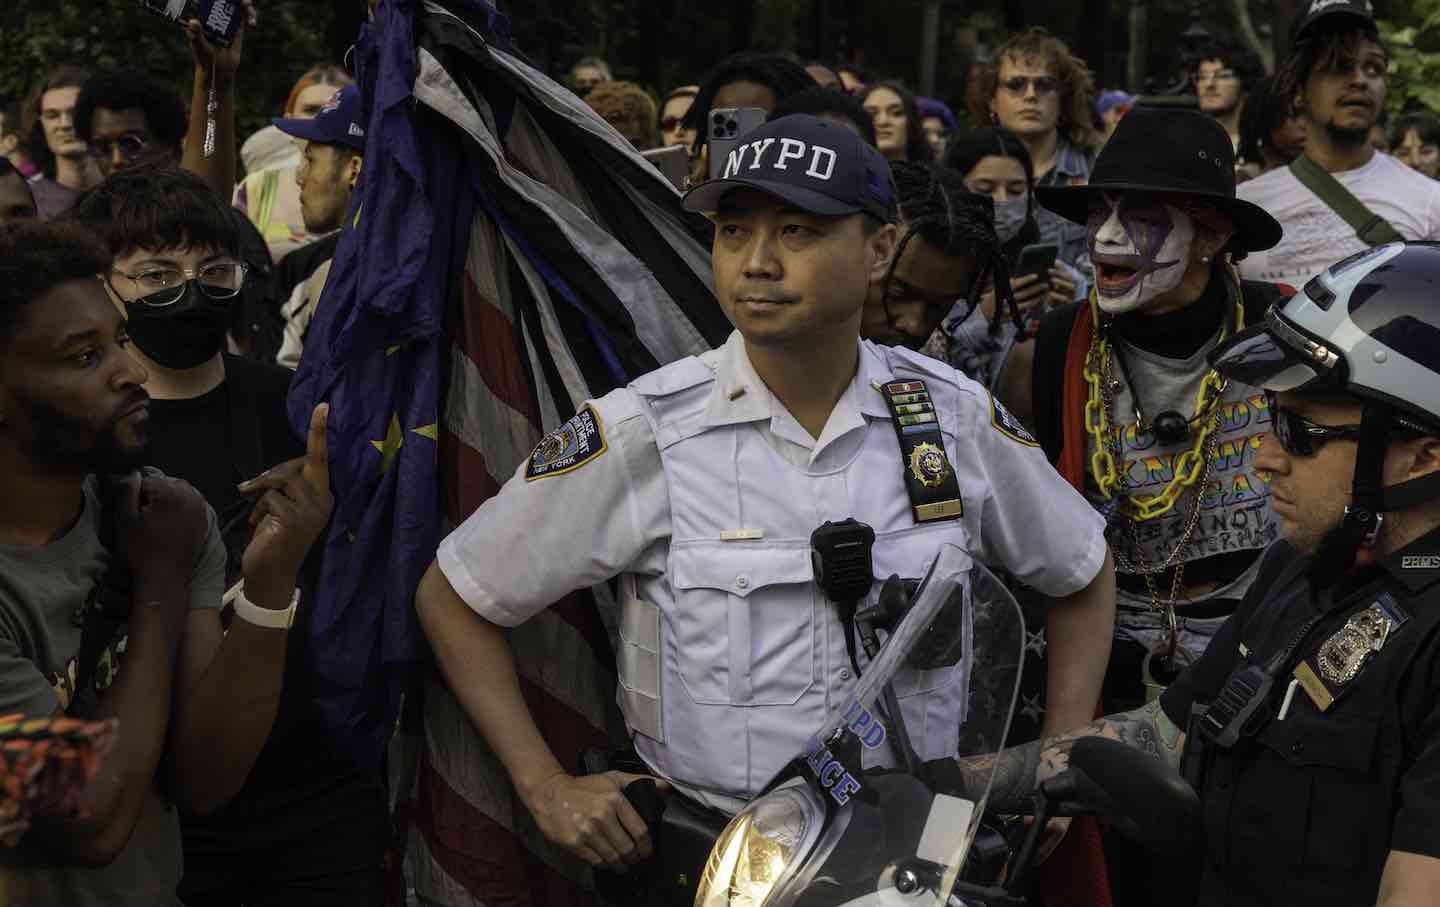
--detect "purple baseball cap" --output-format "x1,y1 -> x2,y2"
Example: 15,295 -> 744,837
272,85 -> 365,153
683,114 -> 897,222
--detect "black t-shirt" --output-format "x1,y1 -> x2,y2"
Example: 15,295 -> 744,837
146,354 -> 301,587
145,356 -> 381,863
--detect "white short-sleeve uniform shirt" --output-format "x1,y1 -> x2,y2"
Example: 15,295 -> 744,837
438,331 -> 1105,811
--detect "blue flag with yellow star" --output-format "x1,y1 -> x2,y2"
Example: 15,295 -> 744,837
287,0 -> 728,781
284,0 -> 497,767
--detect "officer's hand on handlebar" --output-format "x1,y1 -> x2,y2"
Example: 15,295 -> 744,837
525,771 -> 670,868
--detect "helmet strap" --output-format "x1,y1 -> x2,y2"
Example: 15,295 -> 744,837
1307,404 -> 1390,586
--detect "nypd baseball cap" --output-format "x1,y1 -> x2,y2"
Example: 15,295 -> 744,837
1290,0 -> 1375,42
682,114 -> 897,223
272,85 -> 366,153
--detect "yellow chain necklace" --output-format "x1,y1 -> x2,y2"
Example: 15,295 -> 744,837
1082,267 -> 1245,522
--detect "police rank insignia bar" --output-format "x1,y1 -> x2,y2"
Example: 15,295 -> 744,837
880,380 -> 963,523
525,405 -> 607,481
1293,592 -> 1408,712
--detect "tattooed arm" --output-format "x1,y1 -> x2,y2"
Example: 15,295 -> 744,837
956,698 -> 1187,804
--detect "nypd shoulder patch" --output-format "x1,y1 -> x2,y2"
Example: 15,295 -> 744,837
990,393 -> 1039,447
525,405 -> 607,481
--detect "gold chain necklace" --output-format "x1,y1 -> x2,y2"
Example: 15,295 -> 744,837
1081,270 -> 1244,522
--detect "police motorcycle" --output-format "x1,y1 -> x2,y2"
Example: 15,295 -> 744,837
681,543 -> 1202,907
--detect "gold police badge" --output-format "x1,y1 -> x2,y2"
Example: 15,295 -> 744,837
908,442 -> 949,488
1317,604 -> 1394,686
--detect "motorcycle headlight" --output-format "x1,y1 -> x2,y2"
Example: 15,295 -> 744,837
695,780 -> 824,907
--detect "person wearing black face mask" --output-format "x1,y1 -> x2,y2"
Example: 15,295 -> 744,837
70,167 -> 300,571
945,127 -> 1086,322
68,165 -> 390,907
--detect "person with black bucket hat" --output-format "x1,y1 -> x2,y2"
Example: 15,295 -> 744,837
1237,0 -> 1440,286
993,104 -> 1296,904
412,114 -> 1117,904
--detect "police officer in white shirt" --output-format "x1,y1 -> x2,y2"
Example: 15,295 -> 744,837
415,115 -> 1116,870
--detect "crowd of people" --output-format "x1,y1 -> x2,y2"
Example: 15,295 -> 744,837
3,0 -> 1440,906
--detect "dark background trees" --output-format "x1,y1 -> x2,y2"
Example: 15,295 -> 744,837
4,1 -> 1438,160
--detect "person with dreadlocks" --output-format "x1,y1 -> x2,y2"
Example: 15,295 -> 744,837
852,159 -> 1111,742
414,115 -> 1115,902
1237,0 -> 1440,286
1235,75 -> 1308,183
992,105 -> 1297,906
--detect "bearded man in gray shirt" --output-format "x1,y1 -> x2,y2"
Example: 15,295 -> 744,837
0,221 -> 333,906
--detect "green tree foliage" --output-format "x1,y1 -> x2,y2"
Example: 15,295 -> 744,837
0,1 -> 338,156
1378,0 -> 1440,115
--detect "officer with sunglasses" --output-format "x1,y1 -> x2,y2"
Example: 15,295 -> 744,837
1165,240 -> 1440,905
962,241 -> 1440,907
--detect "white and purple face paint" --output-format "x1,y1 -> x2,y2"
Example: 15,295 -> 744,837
1087,191 -> 1197,315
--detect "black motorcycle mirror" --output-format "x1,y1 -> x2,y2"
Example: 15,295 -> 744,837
1044,737 -> 1201,854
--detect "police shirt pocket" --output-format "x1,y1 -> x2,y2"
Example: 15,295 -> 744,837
669,543 -> 815,707
1261,713 -> 1386,869
871,523 -> 972,698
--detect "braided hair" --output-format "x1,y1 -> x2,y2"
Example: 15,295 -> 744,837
883,161 -> 1022,337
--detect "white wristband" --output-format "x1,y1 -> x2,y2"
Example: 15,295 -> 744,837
233,586 -> 299,630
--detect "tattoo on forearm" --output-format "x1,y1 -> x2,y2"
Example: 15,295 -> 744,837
954,700 -> 1187,803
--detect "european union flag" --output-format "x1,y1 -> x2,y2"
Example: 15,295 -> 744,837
284,0 -> 504,767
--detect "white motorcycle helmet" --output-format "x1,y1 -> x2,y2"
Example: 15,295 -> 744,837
1210,241 -> 1440,562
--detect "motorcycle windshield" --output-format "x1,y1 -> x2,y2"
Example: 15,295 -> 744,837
696,543 -> 1026,907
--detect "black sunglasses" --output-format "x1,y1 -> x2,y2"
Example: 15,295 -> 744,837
1267,393 -> 1363,457
1266,392 -> 1432,457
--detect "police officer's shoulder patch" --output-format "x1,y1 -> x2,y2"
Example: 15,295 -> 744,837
989,392 -> 1039,447
525,405 -> 607,481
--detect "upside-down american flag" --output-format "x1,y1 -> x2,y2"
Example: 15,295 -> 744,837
286,1 -> 731,903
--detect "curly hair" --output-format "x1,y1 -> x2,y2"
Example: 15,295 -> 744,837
584,80 -> 659,150
0,220 -> 111,351
1190,35 -> 1264,92
21,65 -> 90,181
863,81 -> 934,163
74,69 -> 187,156
967,28 -> 1098,149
